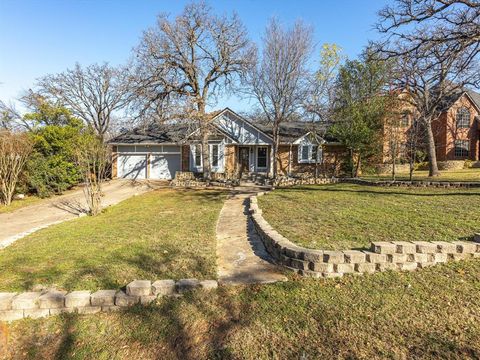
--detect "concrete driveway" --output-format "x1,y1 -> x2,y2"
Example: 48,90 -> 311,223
0,180 -> 157,249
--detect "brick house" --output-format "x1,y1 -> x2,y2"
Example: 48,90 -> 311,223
382,89 -> 480,164
109,108 -> 344,180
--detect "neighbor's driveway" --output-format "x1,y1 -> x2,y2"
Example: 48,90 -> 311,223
0,180 -> 155,248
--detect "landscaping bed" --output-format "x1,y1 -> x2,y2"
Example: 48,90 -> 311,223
0,189 -> 226,292
3,259 -> 480,359
258,183 -> 480,250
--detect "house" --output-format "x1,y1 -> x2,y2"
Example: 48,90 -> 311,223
382,88 -> 480,164
108,108 -> 344,180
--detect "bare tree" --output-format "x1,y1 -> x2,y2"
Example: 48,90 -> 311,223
37,63 -> 131,139
0,131 -> 33,205
75,134 -> 109,216
132,2 -> 254,180
244,18 -> 313,180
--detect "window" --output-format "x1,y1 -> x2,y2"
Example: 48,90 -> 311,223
400,112 -> 410,127
454,140 -> 469,158
211,144 -> 219,167
194,144 -> 202,167
456,107 -> 470,128
298,145 -> 322,163
257,147 -> 268,168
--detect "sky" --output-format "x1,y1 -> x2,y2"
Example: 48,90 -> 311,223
0,0 -> 391,112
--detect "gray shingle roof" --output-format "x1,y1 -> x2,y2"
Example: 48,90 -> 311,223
108,121 -> 193,144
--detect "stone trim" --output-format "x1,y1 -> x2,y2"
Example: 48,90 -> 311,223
250,194 -> 480,279
342,178 -> 480,188
0,279 -> 217,322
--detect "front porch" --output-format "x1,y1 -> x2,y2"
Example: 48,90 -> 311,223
227,144 -> 273,179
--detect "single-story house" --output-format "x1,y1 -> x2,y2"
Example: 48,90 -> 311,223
108,108 -> 345,180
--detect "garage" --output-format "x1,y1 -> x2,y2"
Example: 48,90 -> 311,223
118,154 -> 147,180
114,145 -> 182,180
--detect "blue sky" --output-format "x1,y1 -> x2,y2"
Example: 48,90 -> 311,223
0,0 -> 391,112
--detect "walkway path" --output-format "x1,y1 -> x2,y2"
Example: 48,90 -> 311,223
0,180 -> 156,248
216,187 -> 287,285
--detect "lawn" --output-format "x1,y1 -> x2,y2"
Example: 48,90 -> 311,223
258,183 -> 480,250
2,259 -> 480,359
363,168 -> 480,182
0,189 -> 226,292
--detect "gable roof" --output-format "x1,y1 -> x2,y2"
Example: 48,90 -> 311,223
438,88 -> 480,112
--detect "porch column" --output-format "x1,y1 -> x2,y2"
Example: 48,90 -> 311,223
269,146 -> 274,177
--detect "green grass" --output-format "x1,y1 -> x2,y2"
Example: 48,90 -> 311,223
258,183 -> 480,250
0,189 -> 226,292
0,196 -> 43,214
363,168 -> 480,182
3,259 -> 480,359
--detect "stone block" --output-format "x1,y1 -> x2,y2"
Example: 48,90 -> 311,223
199,280 -> 218,290
140,295 -> 157,305
371,242 -> 396,254
474,233 -> 480,243
399,262 -> 417,271
378,263 -> 399,272
0,310 -> 24,322
91,290 -> 116,306
431,241 -> 457,254
77,306 -> 101,314
363,251 -> 387,264
413,241 -> 437,254
392,241 -> 416,254
433,253 -> 448,263
355,263 -> 376,273
335,263 -> 355,273
284,246 -> 303,259
115,291 -> 139,307
65,291 -> 91,308
38,290 -> 67,309
387,253 -> 408,263
11,292 -> 41,310
301,250 -> 324,262
0,292 -> 16,311
411,253 -> 429,263
453,241 -> 477,254
309,262 -> 334,273
126,280 -> 152,297
323,251 -> 344,263
449,253 -> 471,261
343,250 -> 366,263
290,258 -> 308,270
473,253 -> 480,259
24,308 -> 50,319
176,279 -> 201,293
417,262 -> 435,269
49,308 -> 75,315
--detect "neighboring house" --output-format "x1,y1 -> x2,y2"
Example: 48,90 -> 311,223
382,89 -> 480,163
108,108 -> 344,180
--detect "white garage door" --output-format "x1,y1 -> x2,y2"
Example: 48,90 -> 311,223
150,154 -> 181,179
118,154 -> 147,180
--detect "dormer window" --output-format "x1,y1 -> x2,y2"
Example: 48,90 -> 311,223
456,107 -> 470,128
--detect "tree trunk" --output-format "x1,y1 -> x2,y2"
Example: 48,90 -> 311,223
392,143 -> 396,181
354,152 -> 361,178
350,149 -> 355,178
197,101 -> 211,181
425,120 -> 440,177
272,121 -> 279,180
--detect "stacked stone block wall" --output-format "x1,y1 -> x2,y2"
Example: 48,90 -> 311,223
0,279 -> 217,322
342,178 -> 480,189
250,194 -> 480,279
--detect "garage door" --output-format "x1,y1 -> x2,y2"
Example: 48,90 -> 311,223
150,154 -> 181,179
118,154 -> 147,179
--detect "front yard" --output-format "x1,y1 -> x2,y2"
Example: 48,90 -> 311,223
3,259 -> 480,359
258,183 -> 480,250
0,189 -> 226,292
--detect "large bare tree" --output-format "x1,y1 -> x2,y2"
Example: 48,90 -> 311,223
132,2 -> 254,180
244,18 -> 313,179
37,63 -> 131,139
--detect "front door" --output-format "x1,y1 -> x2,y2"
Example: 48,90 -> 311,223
239,147 -> 250,177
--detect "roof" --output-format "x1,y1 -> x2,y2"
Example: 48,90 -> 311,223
253,120 -> 336,143
108,121 -> 193,144
437,87 -> 480,112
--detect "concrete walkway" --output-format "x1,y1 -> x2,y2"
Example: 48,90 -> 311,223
0,180 -> 157,249
216,188 -> 287,285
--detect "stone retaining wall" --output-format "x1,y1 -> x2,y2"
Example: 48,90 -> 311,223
342,178 -> 480,188
250,194 -> 480,278
0,279 -> 217,322
274,177 -> 338,187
